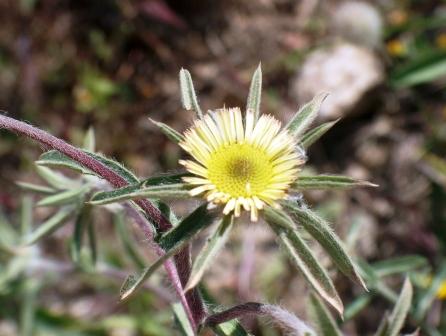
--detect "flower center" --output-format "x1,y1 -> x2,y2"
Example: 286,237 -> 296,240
207,143 -> 274,198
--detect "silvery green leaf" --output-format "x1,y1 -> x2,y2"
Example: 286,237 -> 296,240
20,279 -> 39,336
265,207 -> 343,315
16,182 -> 56,194
300,119 -> 339,148
20,196 -> 33,236
35,166 -> 79,190
384,278 -> 413,336
308,292 -> 343,336
37,150 -> 95,175
89,183 -> 189,205
371,255 -> 428,277
37,186 -> 89,207
37,150 -> 139,184
414,262 -> 446,321
185,215 -> 233,292
23,207 -> 73,245
172,302 -> 195,336
149,118 -> 184,144
212,320 -> 252,336
287,92 -> 329,138
113,211 -> 145,268
119,240 -> 189,300
70,205 -> 95,267
283,201 -> 366,290
179,68 -> 203,118
83,127 -> 96,152
158,204 -> 217,251
292,175 -> 377,190
143,172 -> 189,187
246,63 -> 262,121
85,150 -> 139,184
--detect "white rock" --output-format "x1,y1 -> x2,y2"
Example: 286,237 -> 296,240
292,43 -> 383,120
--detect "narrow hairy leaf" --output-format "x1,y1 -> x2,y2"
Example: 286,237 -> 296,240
16,182 -> 56,194
37,150 -> 95,175
149,118 -> 184,143
90,183 -> 189,205
20,196 -> 33,235
24,207 -> 73,245
37,186 -> 89,207
266,208 -> 343,315
120,238 -> 190,300
385,278 -> 413,336
70,205 -> 92,264
37,150 -> 139,184
212,320 -> 252,336
158,204 -> 217,251
20,280 -> 39,336
246,63 -> 262,121
375,312 -> 390,336
173,302 -> 195,336
185,215 -> 234,291
85,150 -> 139,184
35,165 -> 79,190
179,68 -> 203,118
287,92 -> 329,138
308,292 -> 343,336
143,172 -> 190,187
83,127 -> 96,152
292,175 -> 377,190
114,211 -> 145,268
283,201 -> 366,290
300,119 -> 339,148
372,255 -> 428,277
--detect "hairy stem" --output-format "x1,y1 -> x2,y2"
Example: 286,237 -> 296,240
204,302 -> 263,326
204,303 -> 316,336
0,114 -> 205,330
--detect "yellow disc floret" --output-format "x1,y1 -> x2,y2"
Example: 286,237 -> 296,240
179,107 -> 303,221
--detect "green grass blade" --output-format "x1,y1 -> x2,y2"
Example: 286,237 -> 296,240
414,262 -> 446,321
283,201 -> 366,290
185,215 -> 233,291
308,292 -> 343,336
371,255 -> 428,277
246,63 -> 262,121
286,92 -> 329,138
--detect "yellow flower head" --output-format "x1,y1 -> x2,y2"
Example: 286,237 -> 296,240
179,107 -> 304,221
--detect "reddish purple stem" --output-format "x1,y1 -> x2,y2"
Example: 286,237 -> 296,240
0,114 -> 204,330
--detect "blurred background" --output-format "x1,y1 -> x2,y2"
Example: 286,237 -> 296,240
1,0 -> 446,335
